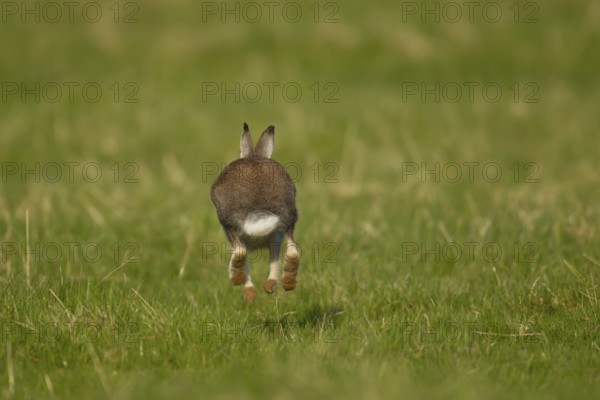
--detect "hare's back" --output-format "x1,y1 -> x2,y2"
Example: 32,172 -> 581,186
214,158 -> 294,199
211,158 -> 297,229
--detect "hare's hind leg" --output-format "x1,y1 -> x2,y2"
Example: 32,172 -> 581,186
263,240 -> 282,294
227,229 -> 257,302
227,229 -> 247,286
282,231 -> 300,291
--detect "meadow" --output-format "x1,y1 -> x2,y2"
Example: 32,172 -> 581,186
1,0 -> 599,398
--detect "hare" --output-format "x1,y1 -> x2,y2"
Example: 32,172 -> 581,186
210,123 -> 300,302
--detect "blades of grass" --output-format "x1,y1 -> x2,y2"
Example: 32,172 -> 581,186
563,259 -> 582,280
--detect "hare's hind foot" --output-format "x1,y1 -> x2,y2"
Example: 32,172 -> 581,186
230,269 -> 247,286
243,285 -> 257,303
229,244 -> 247,286
263,279 -> 278,293
282,275 -> 297,291
282,240 -> 300,291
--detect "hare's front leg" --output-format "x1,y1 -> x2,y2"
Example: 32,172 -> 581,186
263,240 -> 282,294
282,232 -> 300,291
227,229 -> 257,302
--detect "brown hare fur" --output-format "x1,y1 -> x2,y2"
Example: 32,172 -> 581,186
210,123 -> 300,302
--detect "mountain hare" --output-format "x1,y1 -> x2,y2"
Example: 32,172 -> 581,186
210,123 -> 300,302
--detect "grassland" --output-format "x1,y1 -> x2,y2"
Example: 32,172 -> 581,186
1,0 -> 599,398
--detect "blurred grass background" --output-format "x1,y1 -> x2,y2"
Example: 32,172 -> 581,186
1,0 -> 600,398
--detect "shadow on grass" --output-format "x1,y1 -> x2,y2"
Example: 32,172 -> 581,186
294,304 -> 344,328
258,303 -> 344,342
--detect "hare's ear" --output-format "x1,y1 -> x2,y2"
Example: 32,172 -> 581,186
255,125 -> 274,158
240,123 -> 254,158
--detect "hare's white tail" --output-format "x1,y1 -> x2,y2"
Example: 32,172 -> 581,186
242,212 -> 280,237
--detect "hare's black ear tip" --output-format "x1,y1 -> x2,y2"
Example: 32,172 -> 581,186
243,122 -> 249,131
266,125 -> 275,133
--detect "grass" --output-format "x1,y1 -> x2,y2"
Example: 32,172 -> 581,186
1,0 -> 600,398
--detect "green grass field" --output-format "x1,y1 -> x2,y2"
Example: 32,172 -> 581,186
1,0 -> 599,398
